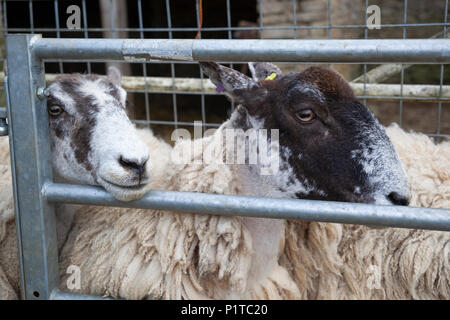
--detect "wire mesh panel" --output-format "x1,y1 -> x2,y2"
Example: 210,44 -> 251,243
0,0 -> 448,141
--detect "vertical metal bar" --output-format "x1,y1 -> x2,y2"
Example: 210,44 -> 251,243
437,0 -> 448,142
196,0 -> 206,130
327,0 -> 332,69
226,0 -> 232,40
166,0 -> 178,129
437,65 -> 445,139
195,0 -> 202,40
2,0 -> 7,32
327,0 -> 332,39
109,0 -> 115,34
6,34 -> 59,300
138,0 -> 151,128
53,0 -> 64,73
293,0 -> 297,39
363,0 -> 368,107
258,0 -> 264,38
293,0 -> 301,72
1,0 -> 7,76
81,0 -> 91,73
28,0 -> 34,34
399,0 -> 408,127
226,0 -> 235,112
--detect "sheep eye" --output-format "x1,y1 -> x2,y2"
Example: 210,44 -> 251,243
295,109 -> 316,123
48,105 -> 64,117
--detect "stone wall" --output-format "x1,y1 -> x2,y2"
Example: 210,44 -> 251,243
258,0 -> 448,81
258,0 -> 364,79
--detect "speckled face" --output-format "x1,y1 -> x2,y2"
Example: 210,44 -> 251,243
46,68 -> 151,201
201,62 -> 410,206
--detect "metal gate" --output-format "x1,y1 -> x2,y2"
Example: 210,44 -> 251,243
1,0 -> 450,300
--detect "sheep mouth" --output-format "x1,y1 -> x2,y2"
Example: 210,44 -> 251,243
99,177 -> 150,191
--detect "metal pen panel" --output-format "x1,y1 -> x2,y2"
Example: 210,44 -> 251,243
1,0 -> 448,301
6,34 -> 59,300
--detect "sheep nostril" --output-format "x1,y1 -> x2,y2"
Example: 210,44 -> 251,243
387,192 -> 409,206
119,156 -> 146,175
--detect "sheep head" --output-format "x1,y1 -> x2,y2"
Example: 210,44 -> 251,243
46,67 -> 151,201
200,62 -> 410,206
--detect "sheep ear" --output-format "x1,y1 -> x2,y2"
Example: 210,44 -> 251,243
200,62 -> 259,101
107,66 -> 127,105
107,66 -> 122,86
248,62 -> 282,81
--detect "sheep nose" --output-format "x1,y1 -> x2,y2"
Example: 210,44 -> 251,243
119,156 -> 147,175
387,192 -> 409,206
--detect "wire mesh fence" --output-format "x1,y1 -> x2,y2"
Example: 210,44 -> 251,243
0,0 -> 449,142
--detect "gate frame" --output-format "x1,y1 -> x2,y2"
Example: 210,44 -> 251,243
6,34 -> 58,300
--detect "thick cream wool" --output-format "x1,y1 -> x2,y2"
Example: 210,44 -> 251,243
59,123 -> 449,300
59,125 -> 299,299
1,124 -> 449,299
0,137 -> 19,300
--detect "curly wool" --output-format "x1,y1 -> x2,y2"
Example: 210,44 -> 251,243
60,124 -> 449,300
0,137 -> 19,300
1,125 -> 449,300
60,125 -> 300,299
281,124 -> 450,299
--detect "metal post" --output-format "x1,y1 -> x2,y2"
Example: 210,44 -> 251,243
6,34 -> 59,300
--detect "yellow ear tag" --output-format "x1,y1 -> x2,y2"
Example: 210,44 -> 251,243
265,72 -> 277,81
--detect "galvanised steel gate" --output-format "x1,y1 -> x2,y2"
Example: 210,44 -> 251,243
3,34 -> 450,300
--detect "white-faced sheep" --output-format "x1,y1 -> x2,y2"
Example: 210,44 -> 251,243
0,67 -> 156,299
57,63 -> 449,300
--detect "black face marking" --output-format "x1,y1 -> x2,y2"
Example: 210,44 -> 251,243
69,117 -> 95,172
47,95 -> 70,140
210,63 -> 405,204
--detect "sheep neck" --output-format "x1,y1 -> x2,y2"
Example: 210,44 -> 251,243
222,108 -> 288,287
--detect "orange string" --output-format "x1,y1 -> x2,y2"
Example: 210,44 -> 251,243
195,0 -> 203,39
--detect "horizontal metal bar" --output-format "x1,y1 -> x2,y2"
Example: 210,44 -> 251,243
50,289 -> 114,300
133,119 -> 221,128
32,38 -> 450,63
43,182 -> 450,231
426,133 -> 450,138
2,22 -> 450,33
193,39 -> 450,63
4,71 -> 448,102
38,58 -> 443,65
33,38 -> 125,60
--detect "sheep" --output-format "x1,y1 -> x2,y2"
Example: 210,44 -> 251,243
0,67 -> 157,299
58,62 -> 437,300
